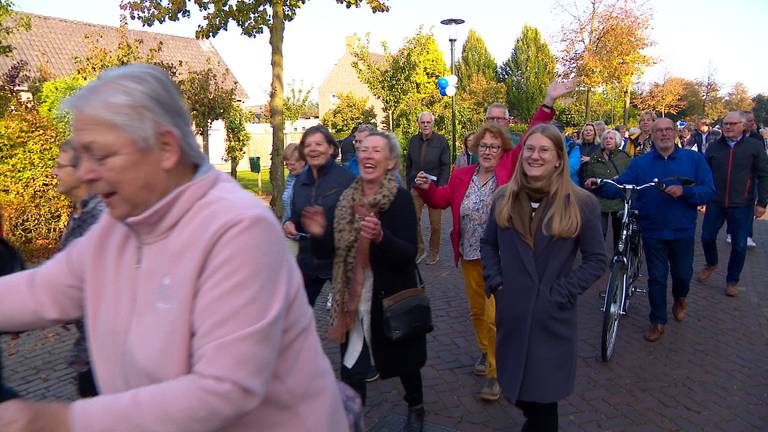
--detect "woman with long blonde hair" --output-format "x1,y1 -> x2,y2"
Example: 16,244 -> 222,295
481,123 -> 607,431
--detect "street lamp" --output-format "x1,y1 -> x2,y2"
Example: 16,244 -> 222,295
440,18 -> 464,167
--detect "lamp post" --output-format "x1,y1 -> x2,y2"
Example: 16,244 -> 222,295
440,18 -> 464,166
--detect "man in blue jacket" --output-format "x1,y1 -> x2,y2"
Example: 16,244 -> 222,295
587,117 -> 715,342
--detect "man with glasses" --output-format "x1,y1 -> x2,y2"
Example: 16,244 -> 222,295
586,118 -> 714,342
406,112 -> 450,264
697,112 -> 768,297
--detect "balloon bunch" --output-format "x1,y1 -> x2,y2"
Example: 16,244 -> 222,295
437,75 -> 458,97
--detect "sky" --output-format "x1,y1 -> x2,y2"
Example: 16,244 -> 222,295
12,0 -> 768,105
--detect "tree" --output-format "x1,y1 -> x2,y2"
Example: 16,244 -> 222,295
499,25 -> 556,122
74,15 -> 179,79
0,59 -> 29,115
675,78 -> 704,121
351,30 -> 448,142
455,29 -> 496,91
752,94 -> 768,127
557,0 -> 654,123
637,74 -> 685,117
121,0 -> 389,211
724,82 -> 754,112
0,1 -> 30,57
178,66 -> 236,159
320,92 -> 377,137
283,80 -> 314,122
456,75 -> 505,132
223,104 -> 255,179
701,65 -> 725,120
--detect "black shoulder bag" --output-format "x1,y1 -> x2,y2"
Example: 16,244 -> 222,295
381,266 -> 434,342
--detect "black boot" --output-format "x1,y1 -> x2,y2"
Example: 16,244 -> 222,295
403,405 -> 425,432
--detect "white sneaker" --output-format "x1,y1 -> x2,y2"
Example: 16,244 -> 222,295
326,292 -> 333,310
747,237 -> 757,248
726,234 -> 731,244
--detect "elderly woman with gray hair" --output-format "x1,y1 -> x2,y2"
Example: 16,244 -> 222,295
581,128 -> 631,252
303,131 -> 428,432
0,64 -> 348,432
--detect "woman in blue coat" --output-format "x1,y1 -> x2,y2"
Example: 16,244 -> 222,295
481,124 -> 607,431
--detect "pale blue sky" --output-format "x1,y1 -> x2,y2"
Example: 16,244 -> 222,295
12,0 -> 768,104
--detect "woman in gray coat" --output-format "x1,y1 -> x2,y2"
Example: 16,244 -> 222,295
481,124 -> 607,431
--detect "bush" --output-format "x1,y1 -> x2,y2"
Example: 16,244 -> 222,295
0,108 -> 69,262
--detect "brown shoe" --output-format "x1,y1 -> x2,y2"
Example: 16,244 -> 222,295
644,323 -> 665,342
672,298 -> 687,322
696,266 -> 717,282
725,283 -> 738,297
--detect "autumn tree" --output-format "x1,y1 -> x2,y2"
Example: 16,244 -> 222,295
283,80 -> 314,122
456,75 -> 505,132
637,74 -> 685,117
351,30 -> 448,142
121,0 -> 389,211
320,92 -> 377,137
557,0 -> 654,123
499,25 -> 556,122
724,82 -> 754,112
223,104 -> 255,179
455,29 -> 496,91
178,66 -> 237,159
675,78 -> 704,121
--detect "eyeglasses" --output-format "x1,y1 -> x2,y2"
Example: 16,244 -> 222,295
486,117 -> 508,122
478,144 -> 502,153
654,127 -> 676,134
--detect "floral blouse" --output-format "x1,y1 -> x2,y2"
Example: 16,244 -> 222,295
459,168 -> 497,260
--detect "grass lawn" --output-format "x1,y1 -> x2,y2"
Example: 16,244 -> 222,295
236,169 -> 273,198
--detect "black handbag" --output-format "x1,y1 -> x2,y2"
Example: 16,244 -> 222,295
381,267 -> 433,342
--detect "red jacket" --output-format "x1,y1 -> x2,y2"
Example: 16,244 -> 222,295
417,106 -> 555,266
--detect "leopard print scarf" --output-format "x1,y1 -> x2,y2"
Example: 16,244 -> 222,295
328,171 -> 399,344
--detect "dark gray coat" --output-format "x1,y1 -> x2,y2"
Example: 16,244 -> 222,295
480,191 -> 607,403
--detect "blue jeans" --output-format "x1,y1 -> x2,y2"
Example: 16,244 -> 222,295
643,237 -> 694,325
701,204 -> 753,284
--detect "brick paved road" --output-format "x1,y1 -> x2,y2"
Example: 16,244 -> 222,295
3,212 -> 767,431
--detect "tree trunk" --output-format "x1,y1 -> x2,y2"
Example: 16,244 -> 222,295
584,87 -> 592,123
202,124 -> 210,160
623,84 -> 631,126
230,158 -> 237,179
268,0 -> 285,213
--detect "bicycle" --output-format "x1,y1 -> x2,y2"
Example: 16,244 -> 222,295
597,178 -> 660,362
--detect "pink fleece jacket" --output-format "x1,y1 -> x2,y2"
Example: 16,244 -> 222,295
0,169 -> 348,432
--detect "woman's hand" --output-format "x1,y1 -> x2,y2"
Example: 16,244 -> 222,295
301,206 -> 327,237
283,220 -> 299,238
0,400 -> 70,432
580,155 -> 591,163
360,213 -> 383,243
413,171 -> 432,190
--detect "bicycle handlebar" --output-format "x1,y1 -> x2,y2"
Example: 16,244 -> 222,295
596,178 -> 662,191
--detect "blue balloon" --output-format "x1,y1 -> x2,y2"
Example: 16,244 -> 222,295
439,87 -> 447,96
437,77 -> 449,89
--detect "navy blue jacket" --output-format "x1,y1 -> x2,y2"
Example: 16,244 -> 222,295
596,147 -> 714,240
289,158 -> 355,278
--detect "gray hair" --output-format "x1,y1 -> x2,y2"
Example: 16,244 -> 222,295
355,123 -> 377,134
418,112 -> 434,123
725,111 -> 747,123
601,129 -> 622,147
58,139 -> 79,165
364,131 -> 401,172
593,121 -> 606,129
61,63 -> 207,167
486,102 -> 509,119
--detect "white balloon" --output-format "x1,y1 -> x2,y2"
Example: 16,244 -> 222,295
445,86 -> 457,97
447,75 -> 458,86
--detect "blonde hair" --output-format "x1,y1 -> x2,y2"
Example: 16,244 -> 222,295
495,124 -> 586,239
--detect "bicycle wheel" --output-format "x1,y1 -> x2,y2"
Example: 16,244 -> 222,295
624,231 -> 643,314
601,262 -> 626,362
